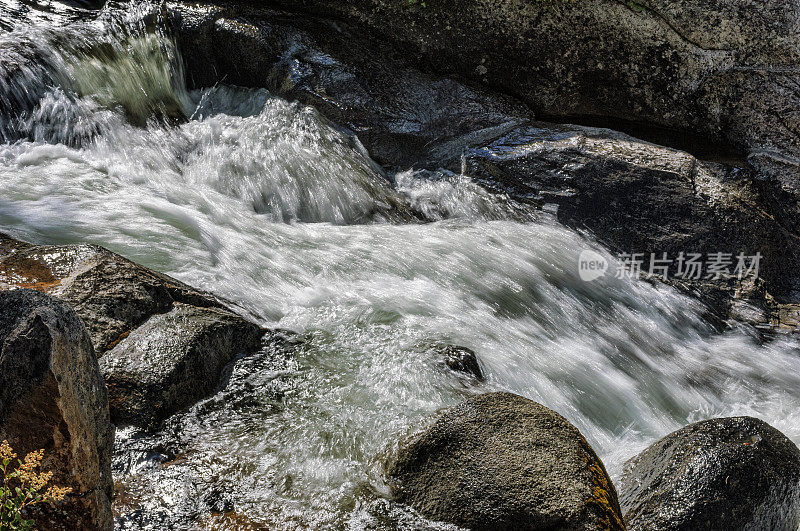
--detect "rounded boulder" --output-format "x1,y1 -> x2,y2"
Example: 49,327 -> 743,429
386,392 -> 624,530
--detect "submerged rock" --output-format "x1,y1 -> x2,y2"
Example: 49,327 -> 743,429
386,392 -> 624,530
100,303 -> 264,430
0,289 -> 113,530
432,343 -> 484,381
619,417 -> 800,531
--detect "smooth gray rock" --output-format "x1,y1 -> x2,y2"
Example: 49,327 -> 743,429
386,392 -> 624,530
99,303 -> 264,430
0,289 -> 113,530
619,417 -> 800,531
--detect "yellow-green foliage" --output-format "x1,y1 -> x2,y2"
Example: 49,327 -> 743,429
0,441 -> 71,530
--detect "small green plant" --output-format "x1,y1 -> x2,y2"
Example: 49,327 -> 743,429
1,441 -> 71,530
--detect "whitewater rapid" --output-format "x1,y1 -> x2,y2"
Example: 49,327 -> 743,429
2,3 -> 800,528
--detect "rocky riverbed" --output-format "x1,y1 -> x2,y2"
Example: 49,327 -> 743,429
1,0 -> 800,529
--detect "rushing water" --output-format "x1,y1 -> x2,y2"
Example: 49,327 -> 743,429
2,2 -> 800,529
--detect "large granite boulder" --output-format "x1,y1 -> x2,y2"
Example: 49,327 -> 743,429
266,0 -> 800,196
385,392 -> 624,530
619,417 -> 800,531
0,289 -> 113,530
0,234 -> 272,429
99,303 -> 264,430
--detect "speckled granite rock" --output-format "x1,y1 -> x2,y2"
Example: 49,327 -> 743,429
386,392 -> 624,530
0,233 -> 227,354
619,417 -> 800,531
0,234 -> 272,429
0,289 -> 113,530
99,303 -> 263,430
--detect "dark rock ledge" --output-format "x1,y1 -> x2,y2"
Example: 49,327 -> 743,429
0,233 -> 275,431
267,0 -> 800,204
462,124 -> 800,329
0,233 -> 228,355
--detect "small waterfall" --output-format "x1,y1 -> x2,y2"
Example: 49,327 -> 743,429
0,6 -> 522,225
0,2 -> 190,144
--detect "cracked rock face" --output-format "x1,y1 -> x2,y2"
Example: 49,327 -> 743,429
266,0 -> 800,196
0,289 -> 113,530
619,417 -> 800,531
0,233 -> 228,354
385,392 -> 625,531
100,303 -> 264,430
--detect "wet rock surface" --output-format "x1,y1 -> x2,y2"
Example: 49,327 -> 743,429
619,416 -> 800,531
100,303 -> 264,430
110,329 -> 304,528
2,1 -> 800,527
169,1 -> 529,171
385,392 -> 624,530
0,233 -> 227,354
462,123 -> 800,328
0,289 -> 113,530
0,233 -> 276,430
0,233 -> 299,522
267,0 -> 800,199
434,344 -> 484,381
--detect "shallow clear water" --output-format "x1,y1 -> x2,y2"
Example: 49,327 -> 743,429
2,3 -> 800,529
